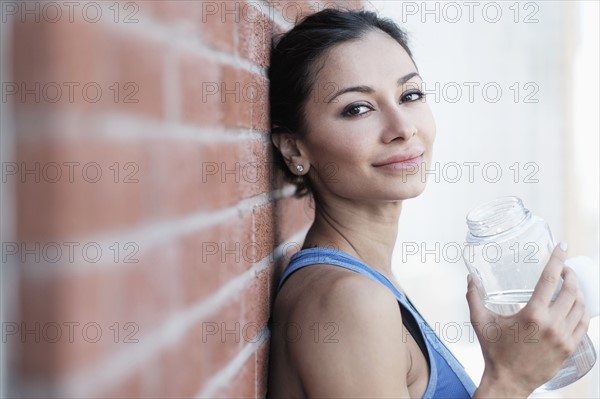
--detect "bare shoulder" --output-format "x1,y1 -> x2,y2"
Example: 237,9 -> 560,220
273,265 -> 412,398
274,264 -> 401,332
311,267 -> 400,320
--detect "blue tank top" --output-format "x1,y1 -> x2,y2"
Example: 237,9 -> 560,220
277,247 -> 477,399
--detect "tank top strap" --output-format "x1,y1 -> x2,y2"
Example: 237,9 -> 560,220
277,247 -> 477,398
277,247 -> 384,291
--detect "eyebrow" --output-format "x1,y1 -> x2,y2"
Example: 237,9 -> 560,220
325,72 -> 421,103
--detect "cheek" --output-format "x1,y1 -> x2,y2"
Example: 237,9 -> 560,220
311,139 -> 366,171
306,121 -> 368,162
419,106 -> 436,144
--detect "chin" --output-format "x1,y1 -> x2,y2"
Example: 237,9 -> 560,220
398,181 -> 428,199
376,182 -> 427,202
400,191 -> 425,201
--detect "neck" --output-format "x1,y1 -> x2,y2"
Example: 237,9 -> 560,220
303,195 -> 402,280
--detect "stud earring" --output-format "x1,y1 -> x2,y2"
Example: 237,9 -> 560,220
296,164 -> 304,173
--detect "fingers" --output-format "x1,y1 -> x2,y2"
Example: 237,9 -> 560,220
529,242 -> 568,307
562,281 -> 588,335
550,266 -> 578,318
466,274 -> 493,326
571,311 -> 591,344
559,310 -> 592,362
565,302 -> 587,337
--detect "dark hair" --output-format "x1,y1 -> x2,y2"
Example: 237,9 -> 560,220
269,8 -> 415,197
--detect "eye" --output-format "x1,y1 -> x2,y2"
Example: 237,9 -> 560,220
401,90 -> 426,103
341,103 -> 374,118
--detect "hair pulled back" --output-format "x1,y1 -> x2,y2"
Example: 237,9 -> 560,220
269,8 -> 414,197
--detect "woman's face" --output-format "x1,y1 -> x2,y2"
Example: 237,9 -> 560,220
301,29 -> 436,204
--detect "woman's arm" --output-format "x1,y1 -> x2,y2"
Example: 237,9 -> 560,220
468,244 -> 591,398
287,274 -> 415,398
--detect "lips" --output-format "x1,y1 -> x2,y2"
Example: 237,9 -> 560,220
372,150 -> 425,167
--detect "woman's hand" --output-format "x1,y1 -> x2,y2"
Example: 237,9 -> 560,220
468,243 -> 591,398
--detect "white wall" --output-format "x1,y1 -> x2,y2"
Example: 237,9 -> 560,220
366,1 -> 599,397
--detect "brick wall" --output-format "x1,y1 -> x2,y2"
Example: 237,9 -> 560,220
2,0 -> 362,397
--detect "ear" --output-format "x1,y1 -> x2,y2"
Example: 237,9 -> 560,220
271,132 -> 310,175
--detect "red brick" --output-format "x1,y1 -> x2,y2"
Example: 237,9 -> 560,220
11,19 -> 109,84
158,300 -> 255,397
107,137 -> 268,220
216,350 -> 255,398
252,75 -> 270,132
239,1 -> 274,68
345,0 -> 365,10
115,244 -> 181,332
197,140 -> 246,210
198,1 -> 236,53
238,138 -> 273,200
16,273 -> 112,379
267,0 -> 320,24
14,276 -> 59,379
97,368 -> 145,398
196,139 -> 273,211
148,0 -> 199,25
11,19 -> 113,111
243,267 -> 272,331
179,53 -> 223,127
16,241 -> 181,378
221,67 -> 253,129
113,33 -> 166,119
274,196 -> 314,245
14,134 -> 272,241
7,0 -> 364,393
179,230 -> 220,307
198,299 -> 244,382
182,63 -> 266,131
147,138 -> 206,218
253,204 -> 276,262
152,330 -> 203,399
179,212 -> 253,307
255,340 -> 270,399
15,135 -> 149,241
9,15 -> 170,116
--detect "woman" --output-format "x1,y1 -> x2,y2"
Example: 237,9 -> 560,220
267,8 -> 590,398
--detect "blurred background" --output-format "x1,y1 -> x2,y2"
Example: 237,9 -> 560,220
1,0 -> 598,397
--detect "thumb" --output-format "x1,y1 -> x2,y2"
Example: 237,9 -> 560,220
466,274 -> 492,326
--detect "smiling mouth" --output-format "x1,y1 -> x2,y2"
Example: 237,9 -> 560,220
373,152 -> 424,168
372,154 -> 424,173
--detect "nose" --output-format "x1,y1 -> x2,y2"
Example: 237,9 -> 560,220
380,105 -> 417,143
